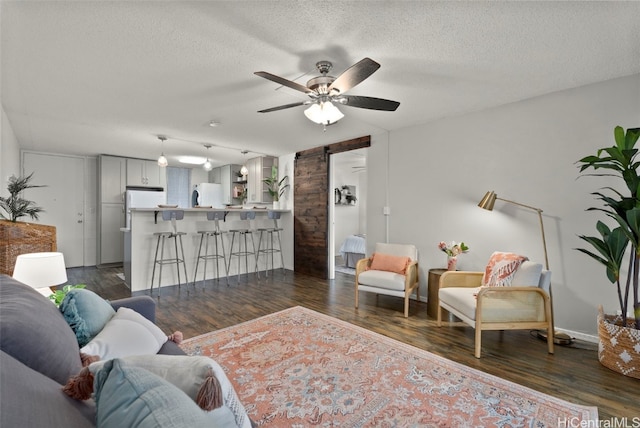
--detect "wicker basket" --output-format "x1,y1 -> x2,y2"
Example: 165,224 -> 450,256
0,220 -> 57,276
598,305 -> 640,379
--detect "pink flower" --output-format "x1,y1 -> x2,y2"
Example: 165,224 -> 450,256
438,241 -> 470,257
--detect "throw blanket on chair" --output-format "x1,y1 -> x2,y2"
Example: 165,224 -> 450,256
482,252 -> 529,287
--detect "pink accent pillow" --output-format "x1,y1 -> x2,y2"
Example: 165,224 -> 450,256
482,252 -> 528,287
368,252 -> 411,274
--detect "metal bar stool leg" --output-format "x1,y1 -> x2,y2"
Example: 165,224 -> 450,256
173,235 -> 181,289
275,228 -> 285,275
151,234 -> 162,295
227,232 -> 236,282
158,235 -> 166,295
220,233 -> 229,286
178,234 -> 188,287
193,233 -> 205,287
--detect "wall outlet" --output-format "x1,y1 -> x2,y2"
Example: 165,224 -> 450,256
383,206 -> 391,216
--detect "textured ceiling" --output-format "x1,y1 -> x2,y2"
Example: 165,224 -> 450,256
2,1 -> 639,168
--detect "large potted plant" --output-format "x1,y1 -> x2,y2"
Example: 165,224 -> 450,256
576,125 -> 640,378
0,173 -> 56,275
262,165 -> 289,209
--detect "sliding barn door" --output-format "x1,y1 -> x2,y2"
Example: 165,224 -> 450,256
294,136 -> 371,279
294,147 -> 329,278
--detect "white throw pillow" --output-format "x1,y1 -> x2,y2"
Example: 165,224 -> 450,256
511,261 -> 543,287
80,307 -> 167,360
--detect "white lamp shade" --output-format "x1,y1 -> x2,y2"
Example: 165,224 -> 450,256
240,165 -> 248,176
12,252 -> 68,289
203,159 -> 213,171
304,101 -> 344,125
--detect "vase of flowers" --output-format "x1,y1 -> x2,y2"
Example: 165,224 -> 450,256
438,241 -> 469,271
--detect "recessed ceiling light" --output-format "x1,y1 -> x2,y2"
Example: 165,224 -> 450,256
178,156 -> 207,165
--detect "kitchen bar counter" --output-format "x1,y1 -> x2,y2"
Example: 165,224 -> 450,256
124,207 -> 292,292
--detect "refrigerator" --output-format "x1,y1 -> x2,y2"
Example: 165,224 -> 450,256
193,183 -> 224,208
125,187 -> 167,229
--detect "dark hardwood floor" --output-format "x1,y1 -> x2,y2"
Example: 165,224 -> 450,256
66,265 -> 638,420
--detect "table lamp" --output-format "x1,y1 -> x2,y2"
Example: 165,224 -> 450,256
12,252 -> 68,297
478,191 -> 573,346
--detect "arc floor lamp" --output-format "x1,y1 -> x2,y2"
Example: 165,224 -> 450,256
477,191 -> 573,346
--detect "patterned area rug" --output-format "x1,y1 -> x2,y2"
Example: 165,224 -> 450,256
180,306 -> 598,427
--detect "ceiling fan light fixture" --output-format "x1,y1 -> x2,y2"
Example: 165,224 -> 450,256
304,101 -> 344,125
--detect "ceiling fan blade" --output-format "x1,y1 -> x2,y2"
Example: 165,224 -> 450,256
254,71 -> 312,94
328,58 -> 380,94
258,101 -> 307,113
339,95 -> 400,111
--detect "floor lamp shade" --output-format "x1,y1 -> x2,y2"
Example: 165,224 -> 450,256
12,252 -> 68,289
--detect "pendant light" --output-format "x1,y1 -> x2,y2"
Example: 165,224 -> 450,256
203,144 -> 213,171
240,150 -> 249,178
157,136 -> 168,167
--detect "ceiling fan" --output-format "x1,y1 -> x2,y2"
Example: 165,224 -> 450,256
255,57 -> 400,126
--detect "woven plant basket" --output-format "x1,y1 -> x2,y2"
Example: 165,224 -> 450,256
0,220 -> 56,275
598,305 -> 640,379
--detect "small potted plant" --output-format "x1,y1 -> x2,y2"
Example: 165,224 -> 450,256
262,165 -> 289,209
576,125 -> 640,378
0,173 -> 45,222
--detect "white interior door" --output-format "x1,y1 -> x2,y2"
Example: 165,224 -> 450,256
23,152 -> 85,267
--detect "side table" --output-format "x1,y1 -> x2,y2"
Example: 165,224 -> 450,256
427,268 -> 450,319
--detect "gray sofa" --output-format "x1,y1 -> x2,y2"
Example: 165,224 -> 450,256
0,274 -> 185,427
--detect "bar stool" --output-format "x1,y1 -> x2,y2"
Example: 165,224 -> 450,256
256,210 -> 285,278
227,210 -> 257,284
150,210 -> 188,295
193,211 -> 228,287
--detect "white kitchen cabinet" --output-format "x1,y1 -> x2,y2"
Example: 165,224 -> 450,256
246,156 -> 277,203
98,155 -> 126,265
100,203 -> 124,264
127,159 -> 166,188
99,155 -> 126,203
208,167 -> 222,185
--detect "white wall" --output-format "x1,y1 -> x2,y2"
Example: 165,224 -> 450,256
365,73 -> 640,338
0,106 -> 21,196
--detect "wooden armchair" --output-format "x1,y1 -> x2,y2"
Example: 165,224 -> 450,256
437,261 -> 554,358
355,243 -> 419,317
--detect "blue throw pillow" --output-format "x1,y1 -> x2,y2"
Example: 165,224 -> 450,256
59,289 -> 115,347
93,359 -> 212,428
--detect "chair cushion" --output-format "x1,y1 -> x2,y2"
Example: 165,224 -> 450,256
358,270 -> 406,291
0,275 -> 84,384
59,288 -> 116,347
482,252 -> 528,287
374,243 -> 417,260
368,252 -> 411,274
440,287 -> 545,323
439,287 -> 479,320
